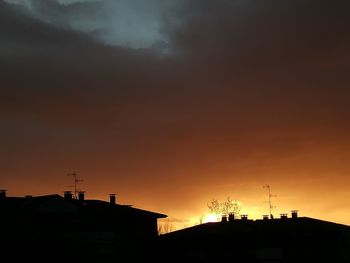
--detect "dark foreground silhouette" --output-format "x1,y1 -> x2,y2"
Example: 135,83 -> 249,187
1,191 -> 350,262
0,191 -> 165,263
158,215 -> 350,263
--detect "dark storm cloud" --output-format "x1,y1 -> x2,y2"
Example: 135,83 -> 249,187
2,0 -> 350,227
170,0 -> 350,80
1,0 -> 350,185
0,1 -> 98,58
0,0 -> 171,128
166,0 -> 350,132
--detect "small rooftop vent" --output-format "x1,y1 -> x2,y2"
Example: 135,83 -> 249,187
0,189 -> 6,199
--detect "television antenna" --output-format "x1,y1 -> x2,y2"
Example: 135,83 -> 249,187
263,185 -> 276,219
67,171 -> 83,199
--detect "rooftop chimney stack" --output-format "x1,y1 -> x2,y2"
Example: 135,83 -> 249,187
291,210 -> 298,219
241,215 -> 248,221
0,189 -> 6,199
228,213 -> 235,222
78,191 -> 85,201
221,215 -> 228,223
110,194 -> 116,205
280,213 -> 288,219
64,191 -> 73,200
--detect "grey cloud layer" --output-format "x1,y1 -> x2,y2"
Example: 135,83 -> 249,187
1,1 -> 350,223
4,0 -> 178,48
1,0 -> 350,168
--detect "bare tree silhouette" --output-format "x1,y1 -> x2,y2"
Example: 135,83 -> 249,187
207,197 -> 241,220
158,219 -> 174,235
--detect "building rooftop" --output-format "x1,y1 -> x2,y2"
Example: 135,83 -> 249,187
0,193 -> 167,219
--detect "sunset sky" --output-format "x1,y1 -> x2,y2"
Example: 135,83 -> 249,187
1,0 -> 350,229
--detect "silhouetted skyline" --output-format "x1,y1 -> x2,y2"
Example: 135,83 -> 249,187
2,191 -> 349,262
0,191 -> 166,262
1,0 -> 350,227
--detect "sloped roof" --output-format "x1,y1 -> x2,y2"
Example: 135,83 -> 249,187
0,195 -> 64,212
158,217 -> 350,262
81,199 -> 167,218
255,216 -> 350,233
0,194 -> 167,218
161,216 -> 350,239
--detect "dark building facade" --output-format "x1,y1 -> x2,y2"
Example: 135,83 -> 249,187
158,213 -> 350,262
0,191 -> 166,262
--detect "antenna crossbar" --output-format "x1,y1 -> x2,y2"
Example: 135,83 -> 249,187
263,185 -> 276,219
67,172 -> 83,199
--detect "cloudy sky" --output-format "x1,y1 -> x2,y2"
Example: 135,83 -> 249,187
1,0 -> 350,228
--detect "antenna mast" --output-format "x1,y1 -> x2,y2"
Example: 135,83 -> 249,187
67,171 -> 83,199
263,185 -> 276,219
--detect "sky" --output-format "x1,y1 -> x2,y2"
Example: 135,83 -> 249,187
1,0 -> 350,229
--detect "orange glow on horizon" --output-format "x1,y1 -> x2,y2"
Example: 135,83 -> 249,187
202,213 -> 220,223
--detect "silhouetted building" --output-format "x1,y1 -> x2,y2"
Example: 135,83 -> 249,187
158,214 -> 350,262
0,192 -> 166,262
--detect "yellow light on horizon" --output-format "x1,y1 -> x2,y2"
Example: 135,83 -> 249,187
202,213 -> 219,223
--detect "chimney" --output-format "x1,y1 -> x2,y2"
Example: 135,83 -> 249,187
263,215 -> 269,220
78,191 -> 85,201
64,191 -> 73,200
241,214 -> 248,221
109,194 -> 116,205
0,189 -> 6,199
291,210 -> 298,219
280,213 -> 288,219
228,213 -> 235,222
221,215 -> 228,223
